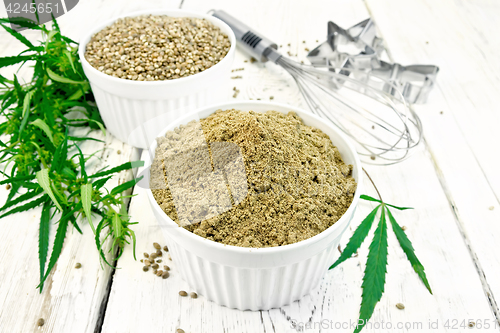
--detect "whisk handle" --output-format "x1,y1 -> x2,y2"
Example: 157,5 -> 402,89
212,10 -> 281,63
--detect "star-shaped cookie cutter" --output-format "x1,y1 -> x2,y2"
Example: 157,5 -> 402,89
307,19 -> 439,104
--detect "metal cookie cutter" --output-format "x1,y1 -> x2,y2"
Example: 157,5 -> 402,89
307,19 -> 439,104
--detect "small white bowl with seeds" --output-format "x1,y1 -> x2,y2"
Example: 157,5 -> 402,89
78,9 -> 235,148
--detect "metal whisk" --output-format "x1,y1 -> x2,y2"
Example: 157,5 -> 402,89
211,10 -> 423,165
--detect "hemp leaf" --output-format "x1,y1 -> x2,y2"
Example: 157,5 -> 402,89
330,170 -> 432,333
0,17 -> 143,291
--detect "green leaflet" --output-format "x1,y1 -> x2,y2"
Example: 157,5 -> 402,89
0,22 -> 40,50
0,175 -> 36,185
0,194 -> 48,218
81,183 -> 95,233
74,145 -> 87,181
19,90 -> 34,136
30,119 -> 55,144
330,205 -> 380,270
110,176 -> 143,196
51,130 -> 68,173
38,214 -> 69,291
95,218 -> 114,268
46,68 -> 85,85
387,208 -> 432,294
0,55 -> 33,69
355,207 -> 388,333
112,212 -> 122,241
36,169 -> 63,212
0,187 -> 43,212
38,200 -> 51,293
91,160 -> 144,178
360,195 -> 413,210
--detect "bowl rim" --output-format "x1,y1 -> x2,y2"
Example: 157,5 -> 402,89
77,8 -> 237,86
146,101 -> 362,255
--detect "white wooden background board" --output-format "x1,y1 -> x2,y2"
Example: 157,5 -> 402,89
1,0 -> 499,332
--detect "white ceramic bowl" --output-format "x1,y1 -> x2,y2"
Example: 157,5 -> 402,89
145,101 -> 362,310
78,9 -> 236,148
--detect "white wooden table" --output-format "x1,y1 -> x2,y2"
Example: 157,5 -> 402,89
1,0 -> 499,332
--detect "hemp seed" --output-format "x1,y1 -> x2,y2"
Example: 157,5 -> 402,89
179,290 -> 188,297
37,318 -> 45,326
190,292 -> 198,299
396,303 -> 405,310
84,15 -> 230,81
153,242 -> 161,250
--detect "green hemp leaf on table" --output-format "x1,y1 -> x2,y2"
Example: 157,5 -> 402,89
330,170 -> 432,333
0,17 -> 142,291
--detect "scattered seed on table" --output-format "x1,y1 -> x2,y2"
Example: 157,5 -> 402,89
117,150 -> 121,155
305,48 -> 309,51
489,206 -> 495,210
316,39 -> 319,42
231,75 -> 242,79
370,155 -> 376,160
250,57 -> 257,63
372,125 -> 375,129
75,263 -> 82,269
177,329 -> 185,333
140,259 -> 143,263
144,260 -> 151,267
168,254 -> 172,261
164,265 -> 170,271
270,96 -> 274,100
244,60 -> 248,63
287,43 -> 291,46
279,44 -> 282,47
440,111 -> 444,114
179,290 -> 188,297
143,266 -> 149,272
152,264 -> 159,269
162,271 -> 169,279
156,270 -> 163,277
257,98 -> 261,100
6,184 -> 11,190
153,242 -> 161,250
153,269 -> 157,275
37,318 -> 45,326
402,226 -> 407,231
233,86 -> 236,91
163,246 -> 168,251
156,250 -> 163,257
144,252 -> 149,258
150,253 -> 158,260
190,292 -> 198,299
469,321 -> 475,328
156,259 -> 162,263
300,60 -> 304,64
396,303 -> 405,310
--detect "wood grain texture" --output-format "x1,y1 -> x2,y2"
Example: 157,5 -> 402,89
365,0 -> 500,321
100,0 -> 499,332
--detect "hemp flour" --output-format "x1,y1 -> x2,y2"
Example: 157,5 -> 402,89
151,109 -> 357,247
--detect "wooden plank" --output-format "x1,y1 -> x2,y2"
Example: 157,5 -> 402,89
102,0 -> 499,332
0,0 -> 182,332
365,0 -> 500,320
